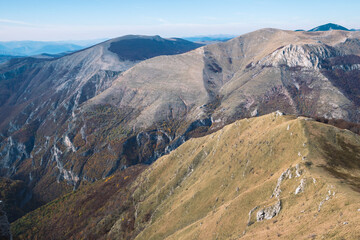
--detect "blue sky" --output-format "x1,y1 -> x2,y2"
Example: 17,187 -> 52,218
1,0 -> 360,41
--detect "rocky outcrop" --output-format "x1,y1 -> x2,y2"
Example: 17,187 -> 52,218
259,44 -> 335,69
295,178 -> 306,195
256,200 -> 282,221
0,136 -> 33,177
271,168 -> 290,198
318,189 -> 336,212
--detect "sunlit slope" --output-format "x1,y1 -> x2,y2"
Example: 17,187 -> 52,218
128,113 -> 360,240
11,113 -> 360,239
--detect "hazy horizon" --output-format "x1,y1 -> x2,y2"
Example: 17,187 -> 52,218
1,0 -> 360,41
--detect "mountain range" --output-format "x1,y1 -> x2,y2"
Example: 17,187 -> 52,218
1,23 -> 356,59
0,41 -> 86,57
183,35 -> 236,44
308,23 -> 351,32
296,23 -> 360,33
0,24 -> 360,239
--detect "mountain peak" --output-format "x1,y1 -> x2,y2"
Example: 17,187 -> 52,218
308,23 -> 349,32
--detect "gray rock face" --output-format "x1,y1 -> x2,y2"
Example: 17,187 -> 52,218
0,201 -> 12,240
271,168 -> 290,198
256,200 -> 282,222
295,178 -> 306,195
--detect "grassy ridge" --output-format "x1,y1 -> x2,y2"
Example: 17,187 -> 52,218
12,113 -> 360,239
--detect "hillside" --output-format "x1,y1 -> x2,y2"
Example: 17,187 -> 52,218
57,28 -> 360,191
90,28 -> 360,126
11,113 -> 360,239
0,35 -> 203,218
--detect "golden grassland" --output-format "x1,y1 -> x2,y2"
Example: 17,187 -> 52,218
131,113 -> 360,239
12,113 -> 360,239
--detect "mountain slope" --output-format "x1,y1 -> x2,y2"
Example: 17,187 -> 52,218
11,113 -> 360,239
90,28 -> 360,129
0,55 -> 23,64
130,113 -> 360,240
76,28 -> 360,175
0,35 -> 202,132
0,35 -> 203,215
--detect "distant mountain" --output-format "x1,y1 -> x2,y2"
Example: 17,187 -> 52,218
308,23 -> 349,32
60,39 -> 109,47
0,36 -> 200,58
0,41 -> 85,56
0,52 -> 76,65
184,35 -> 235,44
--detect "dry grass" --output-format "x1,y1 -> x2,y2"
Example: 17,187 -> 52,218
130,113 -> 360,240
11,113 -> 360,239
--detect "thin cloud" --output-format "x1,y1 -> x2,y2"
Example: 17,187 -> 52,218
156,18 -> 169,24
201,16 -> 221,21
0,19 -> 33,26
